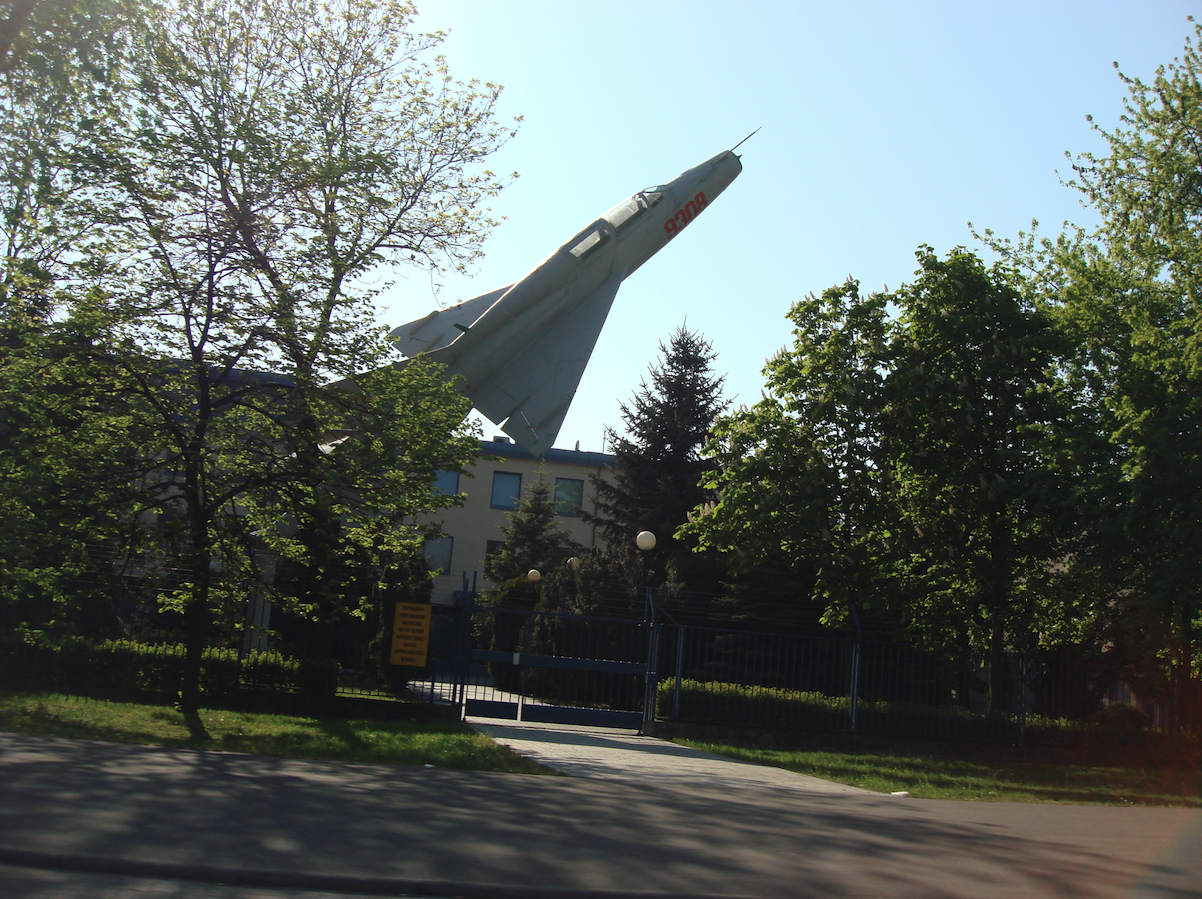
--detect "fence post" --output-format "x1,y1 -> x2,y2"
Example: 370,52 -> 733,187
848,603 -> 863,733
642,587 -> 659,732
453,590 -> 475,716
1017,650 -> 1027,746
674,626 -> 686,721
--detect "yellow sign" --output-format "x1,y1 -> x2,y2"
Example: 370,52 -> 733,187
390,602 -> 432,667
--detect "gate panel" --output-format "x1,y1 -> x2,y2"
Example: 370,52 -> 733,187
456,604 -> 650,728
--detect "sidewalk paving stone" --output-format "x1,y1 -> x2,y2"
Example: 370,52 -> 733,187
467,717 -> 872,794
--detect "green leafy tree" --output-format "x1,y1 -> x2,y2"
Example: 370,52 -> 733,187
882,248 -> 1070,712
1,0 -> 132,320
588,325 -> 727,598
0,0 -> 148,631
683,280 -> 889,629
982,23 -> 1202,722
687,251 -> 1074,711
0,304 -> 152,637
0,0 -> 36,71
255,357 -> 477,648
1067,27 -> 1202,716
45,0 -> 515,710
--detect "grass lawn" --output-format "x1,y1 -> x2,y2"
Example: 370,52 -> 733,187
5,690 -> 1198,804
675,739 -> 1202,806
0,690 -> 552,775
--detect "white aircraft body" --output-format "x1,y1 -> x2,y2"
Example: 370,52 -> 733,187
388,146 -> 745,457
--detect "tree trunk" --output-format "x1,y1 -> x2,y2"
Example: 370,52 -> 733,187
179,555 -> 210,714
179,423 -> 212,715
984,510 -> 1012,717
986,612 -> 1010,716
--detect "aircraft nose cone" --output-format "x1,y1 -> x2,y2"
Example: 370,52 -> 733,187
711,150 -> 742,188
690,149 -> 742,201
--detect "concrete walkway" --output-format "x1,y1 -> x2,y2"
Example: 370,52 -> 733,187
467,717 -> 872,794
1,731 -> 1200,898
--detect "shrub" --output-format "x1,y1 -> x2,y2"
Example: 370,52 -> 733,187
240,650 -> 300,691
655,678 -> 1179,746
0,636 -> 337,697
658,679 -> 848,731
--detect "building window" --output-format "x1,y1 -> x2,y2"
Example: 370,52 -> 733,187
485,540 -> 505,560
424,536 -> 453,575
433,470 -> 459,496
491,471 -> 522,510
554,477 -> 584,516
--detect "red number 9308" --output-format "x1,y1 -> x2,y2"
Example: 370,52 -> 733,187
663,192 -> 708,237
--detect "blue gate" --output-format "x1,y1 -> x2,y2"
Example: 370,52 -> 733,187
452,599 -> 655,729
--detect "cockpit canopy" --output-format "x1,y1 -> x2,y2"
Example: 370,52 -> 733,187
564,189 -> 669,260
602,188 -> 666,231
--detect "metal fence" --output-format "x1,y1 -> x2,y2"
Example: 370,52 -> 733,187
647,621 -> 1175,746
3,595 -> 1184,746
426,604 -> 650,727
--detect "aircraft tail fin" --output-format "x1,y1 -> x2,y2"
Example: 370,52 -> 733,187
387,285 -> 513,359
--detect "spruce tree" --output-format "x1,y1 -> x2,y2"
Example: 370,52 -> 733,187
478,468 -> 580,689
485,468 -> 581,605
587,325 -> 727,597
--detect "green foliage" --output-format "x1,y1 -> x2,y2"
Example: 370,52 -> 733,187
589,325 -> 727,595
0,309 -> 148,621
0,0 -> 133,318
253,357 -> 478,629
688,250 -> 1074,673
0,636 -> 338,695
660,679 -> 850,732
295,657 -> 340,696
476,470 -> 581,688
0,0 -> 512,711
0,0 -> 150,621
683,280 -> 889,625
979,22 -> 1202,717
484,467 -> 581,600
883,249 -> 1072,664
1059,28 -> 1202,663
539,544 -> 650,618
658,679 -> 1163,747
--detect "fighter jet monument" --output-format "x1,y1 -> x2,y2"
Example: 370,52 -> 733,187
388,143 -> 746,456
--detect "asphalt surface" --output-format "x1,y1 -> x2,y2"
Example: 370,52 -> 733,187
0,727 -> 1200,898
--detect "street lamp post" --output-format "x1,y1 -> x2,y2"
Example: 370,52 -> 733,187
637,531 -> 658,734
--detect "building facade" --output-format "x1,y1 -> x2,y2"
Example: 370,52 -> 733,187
422,436 -> 617,605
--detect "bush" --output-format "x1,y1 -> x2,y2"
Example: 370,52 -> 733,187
656,678 -> 1182,747
240,650 -> 300,691
0,636 -> 337,697
659,679 -> 849,731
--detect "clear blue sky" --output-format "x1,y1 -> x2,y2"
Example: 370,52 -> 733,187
373,1 -> 1197,453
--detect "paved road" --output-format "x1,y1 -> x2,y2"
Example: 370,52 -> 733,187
0,864 -> 432,899
0,731 -> 1199,898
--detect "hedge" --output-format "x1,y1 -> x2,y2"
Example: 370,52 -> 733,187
0,637 -> 339,697
656,678 -> 1160,746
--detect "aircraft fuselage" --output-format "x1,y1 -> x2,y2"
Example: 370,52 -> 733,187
388,148 -> 744,455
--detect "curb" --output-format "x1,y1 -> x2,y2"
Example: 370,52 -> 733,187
0,846 -> 774,899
